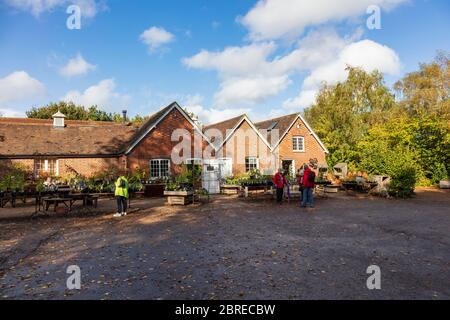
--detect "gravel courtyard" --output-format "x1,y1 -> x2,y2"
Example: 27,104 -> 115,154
0,188 -> 449,300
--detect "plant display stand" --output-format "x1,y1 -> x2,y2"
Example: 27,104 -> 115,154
164,191 -> 194,205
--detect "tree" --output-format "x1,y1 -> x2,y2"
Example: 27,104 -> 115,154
26,101 -> 150,123
304,66 -> 397,167
26,101 -> 116,121
394,51 -> 450,120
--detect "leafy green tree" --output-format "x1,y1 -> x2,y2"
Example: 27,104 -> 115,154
304,66 -> 396,167
357,126 -> 420,197
26,101 -> 151,124
394,51 -> 450,120
26,101 -> 115,121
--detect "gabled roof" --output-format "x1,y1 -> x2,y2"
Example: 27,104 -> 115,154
204,114 -> 272,151
255,113 -> 299,146
203,115 -> 245,149
0,101 -> 207,158
124,101 -> 210,154
255,113 -> 329,153
0,118 -> 140,157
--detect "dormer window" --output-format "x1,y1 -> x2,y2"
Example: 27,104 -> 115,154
52,111 -> 66,128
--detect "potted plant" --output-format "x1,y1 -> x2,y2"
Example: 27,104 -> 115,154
164,173 -> 194,205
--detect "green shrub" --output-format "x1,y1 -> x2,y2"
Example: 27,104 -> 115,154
430,162 -> 448,183
0,164 -> 27,192
359,139 -> 420,197
388,165 -> 417,198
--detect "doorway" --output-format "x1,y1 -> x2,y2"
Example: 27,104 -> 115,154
282,160 -> 295,177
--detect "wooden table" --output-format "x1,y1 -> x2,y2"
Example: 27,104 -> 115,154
43,197 -> 75,213
68,194 -> 98,207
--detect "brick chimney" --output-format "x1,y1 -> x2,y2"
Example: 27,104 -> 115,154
122,110 -> 127,125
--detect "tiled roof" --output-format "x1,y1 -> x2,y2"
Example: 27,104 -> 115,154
0,102 -> 195,158
203,115 -> 246,148
255,113 -> 299,145
0,118 -> 140,157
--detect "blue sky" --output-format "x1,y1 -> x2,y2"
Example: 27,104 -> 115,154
0,0 -> 449,124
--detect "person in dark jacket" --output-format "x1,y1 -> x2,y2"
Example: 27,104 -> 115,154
301,165 -> 316,208
273,168 -> 288,204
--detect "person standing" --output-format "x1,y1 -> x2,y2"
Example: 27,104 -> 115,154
301,165 -> 316,208
114,175 -> 129,217
273,168 -> 288,204
297,166 -> 305,203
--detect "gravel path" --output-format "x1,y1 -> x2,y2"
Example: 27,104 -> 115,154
0,189 -> 449,300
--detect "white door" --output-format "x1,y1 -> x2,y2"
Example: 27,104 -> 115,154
219,158 -> 232,179
202,160 -> 220,194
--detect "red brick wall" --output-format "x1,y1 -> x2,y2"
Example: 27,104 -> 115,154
275,117 -> 327,173
58,157 -> 122,177
127,108 -> 203,176
220,120 -> 275,175
0,157 -> 122,179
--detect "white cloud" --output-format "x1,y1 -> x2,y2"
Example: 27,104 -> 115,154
183,23 -> 400,111
4,0 -> 104,18
283,90 -> 318,110
240,0 -> 407,40
214,76 -> 291,107
284,39 -> 401,110
182,29 -> 358,107
183,42 -> 291,107
183,95 -> 250,124
62,79 -> 130,110
183,42 -> 276,77
140,26 -> 175,52
0,71 -> 46,104
59,53 -> 96,78
0,108 -> 25,117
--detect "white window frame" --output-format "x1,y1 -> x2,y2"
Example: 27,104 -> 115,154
245,156 -> 259,172
292,136 -> 305,152
150,159 -> 171,178
34,159 -> 59,177
185,158 -> 203,165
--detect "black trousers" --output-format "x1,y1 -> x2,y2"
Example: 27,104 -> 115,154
276,187 -> 284,203
116,196 -> 127,213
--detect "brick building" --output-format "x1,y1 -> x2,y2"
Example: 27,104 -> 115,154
0,102 -> 327,180
0,102 -> 206,180
255,113 -> 329,175
203,115 -> 275,176
204,113 -> 328,176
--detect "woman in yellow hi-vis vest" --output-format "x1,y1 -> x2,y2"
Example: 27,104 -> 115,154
113,176 -> 129,217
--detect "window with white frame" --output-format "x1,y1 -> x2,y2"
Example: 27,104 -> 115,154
245,157 -> 259,172
185,158 -> 203,165
34,159 -> 59,177
293,136 -> 305,152
150,159 -> 170,178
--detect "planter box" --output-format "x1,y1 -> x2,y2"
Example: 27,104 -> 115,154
440,180 -> 450,189
164,191 -> 194,205
324,185 -> 340,193
144,184 -> 165,197
221,185 -> 240,195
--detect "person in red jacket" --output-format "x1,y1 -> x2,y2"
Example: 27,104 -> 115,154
301,165 -> 316,208
273,168 -> 288,204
